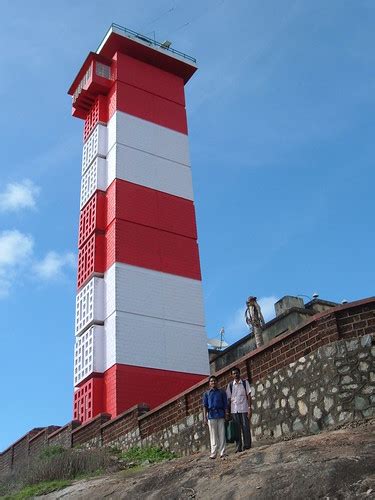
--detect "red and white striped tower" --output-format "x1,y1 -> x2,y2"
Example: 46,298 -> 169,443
68,25 -> 209,423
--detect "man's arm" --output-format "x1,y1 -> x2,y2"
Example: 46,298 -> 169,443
247,394 -> 252,418
225,385 -> 231,416
203,406 -> 209,425
225,384 -> 231,403
203,392 -> 209,425
246,381 -> 252,418
222,390 -> 230,420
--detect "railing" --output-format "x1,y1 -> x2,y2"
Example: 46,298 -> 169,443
73,62 -> 112,104
97,23 -> 197,64
73,64 -> 92,103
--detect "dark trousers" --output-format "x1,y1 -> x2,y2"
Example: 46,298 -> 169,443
232,412 -> 251,451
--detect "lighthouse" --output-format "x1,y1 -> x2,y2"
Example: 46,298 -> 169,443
68,25 -> 209,423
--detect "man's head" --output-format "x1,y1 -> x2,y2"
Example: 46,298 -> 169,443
231,367 -> 241,381
209,375 -> 218,389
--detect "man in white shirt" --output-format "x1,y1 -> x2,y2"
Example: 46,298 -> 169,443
226,367 -> 252,452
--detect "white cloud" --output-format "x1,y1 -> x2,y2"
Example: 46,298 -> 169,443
0,230 -> 34,267
33,251 -> 76,280
0,230 -> 34,297
224,295 -> 279,343
0,180 -> 40,212
225,307 -> 248,340
258,296 -> 279,323
0,230 -> 75,296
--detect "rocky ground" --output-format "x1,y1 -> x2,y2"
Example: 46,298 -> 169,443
41,419 -> 375,500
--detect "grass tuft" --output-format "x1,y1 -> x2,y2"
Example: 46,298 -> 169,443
0,445 -> 176,498
39,446 -> 65,460
1,479 -> 71,499
119,446 -> 177,466
0,447 -> 114,498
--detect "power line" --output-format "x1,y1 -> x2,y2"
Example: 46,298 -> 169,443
170,0 -> 226,35
143,6 -> 175,29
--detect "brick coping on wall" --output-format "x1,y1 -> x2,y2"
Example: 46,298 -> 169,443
71,413 -> 111,437
216,296 -> 375,375
1,296 -> 374,459
210,298 -> 340,364
28,426 -> 61,445
28,429 -> 48,445
211,307 -> 314,363
101,404 -> 149,429
1,428 -> 46,455
138,297 -> 375,420
47,421 -> 81,440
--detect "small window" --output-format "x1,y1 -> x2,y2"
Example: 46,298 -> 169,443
96,62 -> 111,79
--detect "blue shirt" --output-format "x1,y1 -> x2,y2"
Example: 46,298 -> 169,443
203,388 -> 228,419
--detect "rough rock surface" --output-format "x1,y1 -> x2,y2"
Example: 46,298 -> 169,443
41,420 -> 375,500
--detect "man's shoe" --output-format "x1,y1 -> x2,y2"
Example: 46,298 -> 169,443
235,449 -> 242,453
220,454 -> 228,459
209,454 -> 216,459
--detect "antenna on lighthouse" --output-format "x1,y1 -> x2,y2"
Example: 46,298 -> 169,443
208,327 -> 229,350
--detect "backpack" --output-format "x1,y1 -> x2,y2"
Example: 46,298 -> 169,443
228,380 -> 248,396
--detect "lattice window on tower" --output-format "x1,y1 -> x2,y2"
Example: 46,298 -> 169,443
78,192 -> 106,248
96,62 -> 111,80
73,65 -> 92,104
81,124 -> 107,175
74,325 -> 105,385
73,377 -> 103,422
75,277 -> 104,336
83,96 -> 108,143
80,157 -> 107,209
77,233 -> 105,290
73,381 -> 93,422
84,100 -> 100,143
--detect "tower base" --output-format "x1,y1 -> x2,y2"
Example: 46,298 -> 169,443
74,364 -> 207,423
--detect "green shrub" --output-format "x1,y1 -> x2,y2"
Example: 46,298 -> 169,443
23,448 -> 113,485
109,445 -> 122,455
0,448 -> 115,498
2,479 -> 71,499
39,445 -> 65,460
0,446 -> 174,497
119,446 -> 176,466
0,472 -> 19,497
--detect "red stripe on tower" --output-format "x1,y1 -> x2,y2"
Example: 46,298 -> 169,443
103,365 -> 206,417
69,25 -> 208,424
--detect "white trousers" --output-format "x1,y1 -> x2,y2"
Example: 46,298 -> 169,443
208,418 -> 226,457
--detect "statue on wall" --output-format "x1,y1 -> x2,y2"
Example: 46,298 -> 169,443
245,296 -> 265,348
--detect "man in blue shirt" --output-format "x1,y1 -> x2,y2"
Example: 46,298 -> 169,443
203,375 -> 228,459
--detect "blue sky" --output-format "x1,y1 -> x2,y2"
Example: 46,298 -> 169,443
0,0 -> 374,450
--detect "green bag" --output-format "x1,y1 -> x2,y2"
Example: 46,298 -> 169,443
225,420 -> 238,443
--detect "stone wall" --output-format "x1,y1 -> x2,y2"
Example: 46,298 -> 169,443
48,421 -> 81,448
102,404 -> 149,447
28,427 -> 61,461
72,414 -> 111,448
251,335 -> 374,441
1,297 -> 374,475
0,428 -> 44,475
0,447 -> 12,477
104,410 -> 209,456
